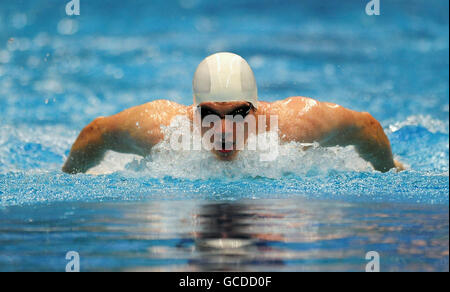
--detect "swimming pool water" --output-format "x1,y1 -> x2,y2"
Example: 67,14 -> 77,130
0,0 -> 448,271
1,199 -> 448,272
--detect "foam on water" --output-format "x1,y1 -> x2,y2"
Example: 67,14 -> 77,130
138,142 -> 372,180
0,115 -> 447,177
387,115 -> 449,135
74,114 -> 448,180
87,115 -> 373,179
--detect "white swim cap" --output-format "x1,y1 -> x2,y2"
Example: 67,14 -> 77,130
193,52 -> 258,108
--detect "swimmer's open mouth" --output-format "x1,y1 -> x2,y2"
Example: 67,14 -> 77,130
218,149 -> 233,153
216,149 -> 235,159
215,142 -> 235,156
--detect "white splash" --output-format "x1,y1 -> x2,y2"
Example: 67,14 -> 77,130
113,116 -> 373,179
387,115 -> 449,134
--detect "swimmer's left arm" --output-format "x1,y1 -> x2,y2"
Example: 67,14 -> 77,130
274,97 -> 401,172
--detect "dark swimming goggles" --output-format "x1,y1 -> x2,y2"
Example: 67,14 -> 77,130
198,104 -> 253,120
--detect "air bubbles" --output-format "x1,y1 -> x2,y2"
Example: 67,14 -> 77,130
44,53 -> 51,62
57,19 -> 79,35
44,98 -> 56,105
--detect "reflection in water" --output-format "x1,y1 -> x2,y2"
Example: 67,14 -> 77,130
0,198 -> 448,272
187,202 -> 284,271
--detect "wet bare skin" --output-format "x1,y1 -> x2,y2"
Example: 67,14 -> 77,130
62,97 -> 403,174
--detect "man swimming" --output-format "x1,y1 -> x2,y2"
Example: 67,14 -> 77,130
62,52 -> 402,174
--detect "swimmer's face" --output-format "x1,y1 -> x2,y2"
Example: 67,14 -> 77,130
197,101 -> 256,161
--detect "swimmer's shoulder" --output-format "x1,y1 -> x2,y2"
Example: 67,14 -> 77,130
140,99 -> 193,117
256,96 -> 318,115
111,99 -> 192,126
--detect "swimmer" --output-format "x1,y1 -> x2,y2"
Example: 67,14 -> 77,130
62,52 -> 403,174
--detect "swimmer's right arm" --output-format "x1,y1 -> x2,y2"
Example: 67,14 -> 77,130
62,100 -> 188,174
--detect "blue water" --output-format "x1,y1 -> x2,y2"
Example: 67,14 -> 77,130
0,0 -> 448,271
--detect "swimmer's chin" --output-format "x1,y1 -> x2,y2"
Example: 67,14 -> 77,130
212,149 -> 239,161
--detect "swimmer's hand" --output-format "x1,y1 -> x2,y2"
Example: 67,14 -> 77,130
394,160 -> 406,172
62,117 -> 107,174
351,112 -> 398,172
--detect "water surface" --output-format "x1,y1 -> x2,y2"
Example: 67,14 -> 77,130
0,0 -> 448,271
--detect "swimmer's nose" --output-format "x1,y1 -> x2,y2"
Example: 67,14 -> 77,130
221,132 -> 234,142
220,133 -> 234,151
222,118 -> 235,133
